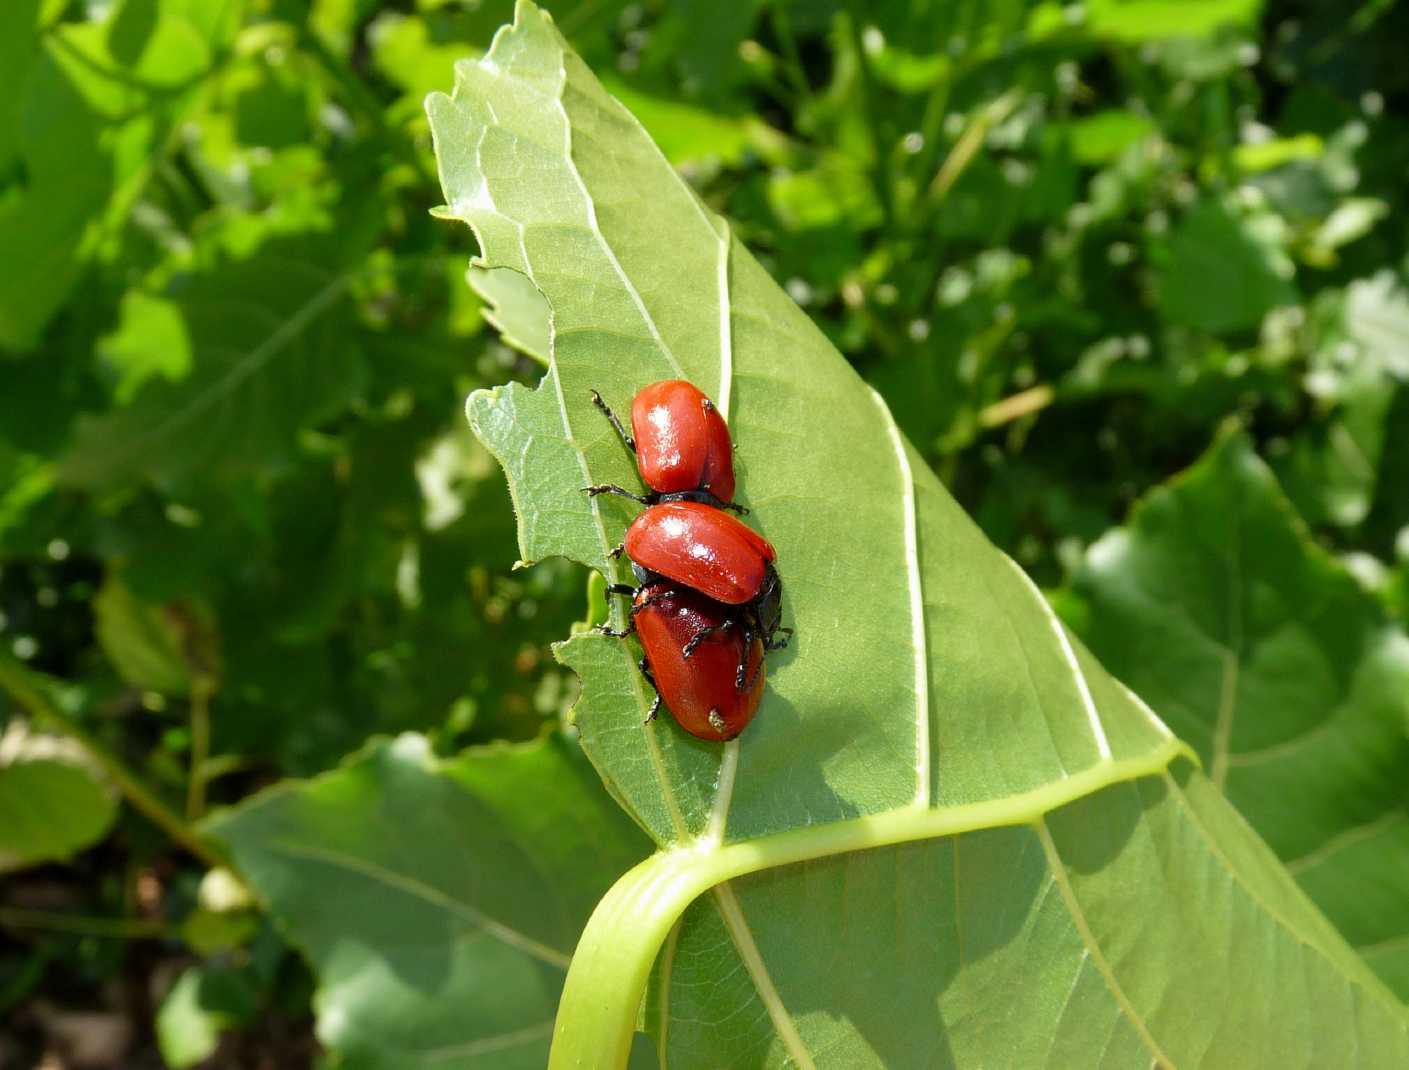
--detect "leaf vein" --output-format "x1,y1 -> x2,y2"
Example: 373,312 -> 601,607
1035,817 -> 1175,1068
263,839 -> 571,970
712,883 -> 817,1070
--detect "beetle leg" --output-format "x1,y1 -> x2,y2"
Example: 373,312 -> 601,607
634,587 -> 676,611
590,390 -> 636,452
682,618 -> 734,659
608,542 -> 625,560
585,483 -> 653,505
737,622 -> 766,692
637,656 -> 662,724
596,593 -> 636,636
765,627 -> 794,652
703,490 -> 749,515
659,489 -> 748,515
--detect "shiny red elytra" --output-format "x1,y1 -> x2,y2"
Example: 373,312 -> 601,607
623,500 -> 775,606
632,583 -> 764,741
585,380 -> 792,742
588,381 -> 742,513
631,380 -> 735,503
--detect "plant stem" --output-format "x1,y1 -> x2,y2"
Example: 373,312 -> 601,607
979,384 -> 1056,428
0,656 -> 226,871
927,88 -> 1023,204
0,907 -> 172,941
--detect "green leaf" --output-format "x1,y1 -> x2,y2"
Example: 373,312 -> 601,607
93,572 -> 194,695
156,964 -> 261,1069
0,0 -> 43,176
427,4 -> 1409,1064
370,11 -> 479,101
767,155 -> 883,231
599,77 -> 777,166
99,291 -> 195,404
1085,0 -> 1262,41
0,0 -> 237,351
1345,271 -> 1409,380
60,235 -> 367,489
1154,199 -> 1296,333
1280,370 -> 1393,528
1054,110 -> 1158,164
1233,133 -> 1324,174
468,266 -> 551,364
206,733 -> 651,1069
1067,430 -> 1409,1000
1276,273 -> 1409,528
0,758 -> 116,872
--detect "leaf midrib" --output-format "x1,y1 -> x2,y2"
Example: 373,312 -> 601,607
551,738 -> 1196,1067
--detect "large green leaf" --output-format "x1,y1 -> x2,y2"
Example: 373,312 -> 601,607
1067,430 -> 1409,1001
1153,199 -> 1296,334
424,4 -> 1409,1066
93,572 -> 195,696
0,756 -> 116,873
207,733 -> 651,1069
60,234 -> 367,489
0,0 -> 239,351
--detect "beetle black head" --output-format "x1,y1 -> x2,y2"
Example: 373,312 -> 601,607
752,564 -> 786,645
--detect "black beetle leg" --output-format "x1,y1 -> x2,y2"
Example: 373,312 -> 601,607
658,489 -> 748,515
591,390 -> 636,452
737,622 -> 766,692
766,627 -> 794,652
638,656 -> 662,724
703,489 -> 748,515
594,582 -> 639,636
634,587 -> 676,612
682,618 -> 734,660
585,483 -> 652,505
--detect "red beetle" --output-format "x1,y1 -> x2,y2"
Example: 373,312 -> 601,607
619,501 -> 792,667
614,582 -> 765,740
587,381 -> 742,513
623,500 -> 774,605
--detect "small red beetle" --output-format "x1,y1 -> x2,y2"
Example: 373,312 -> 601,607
624,583 -> 765,740
618,501 -> 792,673
585,381 -> 792,742
587,381 -> 743,513
623,500 -> 774,605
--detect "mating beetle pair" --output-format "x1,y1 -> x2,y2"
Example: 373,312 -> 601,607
586,380 -> 791,741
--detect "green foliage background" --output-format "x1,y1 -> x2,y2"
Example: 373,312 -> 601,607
1,0 -> 1407,1066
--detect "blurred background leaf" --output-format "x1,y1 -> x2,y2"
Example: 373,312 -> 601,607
2,0 -> 1409,1064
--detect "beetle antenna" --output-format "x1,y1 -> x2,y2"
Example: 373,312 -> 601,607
590,389 -> 636,452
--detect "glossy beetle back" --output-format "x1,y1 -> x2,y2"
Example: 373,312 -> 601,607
624,501 -> 774,605
634,584 -> 764,740
630,380 -> 736,503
